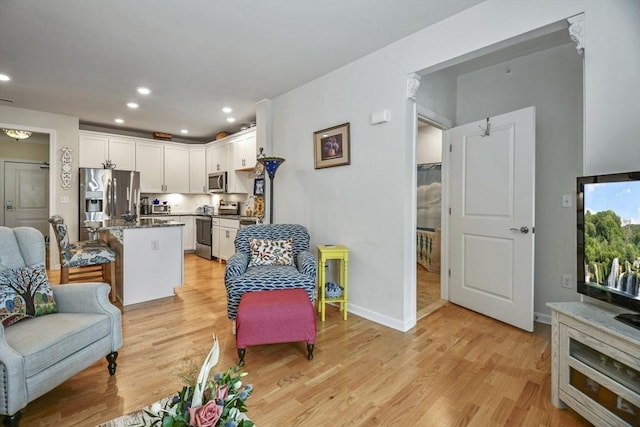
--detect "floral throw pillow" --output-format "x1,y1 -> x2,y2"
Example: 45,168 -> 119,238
248,238 -> 294,267
0,263 -> 57,327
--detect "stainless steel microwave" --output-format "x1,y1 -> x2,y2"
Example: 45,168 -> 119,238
208,172 -> 227,193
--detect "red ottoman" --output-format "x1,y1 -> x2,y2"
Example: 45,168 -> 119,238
236,289 -> 316,366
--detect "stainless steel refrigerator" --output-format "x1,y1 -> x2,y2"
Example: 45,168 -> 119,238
79,168 -> 140,240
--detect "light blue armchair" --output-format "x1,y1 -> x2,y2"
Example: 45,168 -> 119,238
224,224 -> 317,320
0,226 -> 122,427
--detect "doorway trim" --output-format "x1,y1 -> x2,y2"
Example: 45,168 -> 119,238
0,122 -> 56,266
416,109 -> 451,304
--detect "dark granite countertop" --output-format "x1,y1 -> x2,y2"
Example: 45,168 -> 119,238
85,218 -> 185,232
141,213 -> 260,222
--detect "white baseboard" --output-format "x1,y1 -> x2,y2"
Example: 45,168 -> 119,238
332,303 -> 413,332
534,311 -> 552,325
329,304 -> 553,330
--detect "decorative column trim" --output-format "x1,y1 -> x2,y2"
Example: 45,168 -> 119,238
407,73 -> 421,100
60,146 -> 72,190
567,13 -> 585,55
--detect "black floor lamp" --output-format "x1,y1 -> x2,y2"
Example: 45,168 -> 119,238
259,156 -> 285,224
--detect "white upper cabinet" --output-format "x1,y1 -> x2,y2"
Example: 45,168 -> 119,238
108,137 -> 137,171
163,144 -> 190,193
79,131 -> 136,170
227,170 -> 252,194
80,128 -> 258,195
232,129 -> 257,171
136,142 -> 189,193
135,141 -> 164,192
206,142 -> 229,175
189,146 -> 206,193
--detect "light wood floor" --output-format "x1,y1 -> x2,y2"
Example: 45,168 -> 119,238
416,264 -> 447,319
21,255 -> 590,426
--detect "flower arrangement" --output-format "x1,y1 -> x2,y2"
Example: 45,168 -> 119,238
144,335 -> 254,427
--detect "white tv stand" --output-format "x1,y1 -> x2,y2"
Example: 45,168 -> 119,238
548,302 -> 640,426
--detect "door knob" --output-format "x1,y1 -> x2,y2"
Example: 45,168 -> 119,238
6,200 -> 13,210
510,226 -> 529,234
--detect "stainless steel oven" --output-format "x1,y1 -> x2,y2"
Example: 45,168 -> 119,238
195,216 -> 213,259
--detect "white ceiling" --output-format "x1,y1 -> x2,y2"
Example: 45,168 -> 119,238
0,0 -> 484,142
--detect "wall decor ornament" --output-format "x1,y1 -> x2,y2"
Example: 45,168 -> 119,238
313,122 -> 350,169
60,146 -> 73,190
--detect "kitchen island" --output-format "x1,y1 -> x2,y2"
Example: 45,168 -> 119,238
85,218 -> 184,307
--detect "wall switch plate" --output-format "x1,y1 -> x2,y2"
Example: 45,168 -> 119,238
562,274 -> 572,288
562,194 -> 572,208
151,240 -> 160,251
370,109 -> 391,125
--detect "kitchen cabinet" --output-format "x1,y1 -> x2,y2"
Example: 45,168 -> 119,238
189,146 -> 207,193
206,143 -> 229,175
164,144 -> 190,193
212,217 -> 220,259
136,141 -> 189,193
227,170 -> 252,194
232,129 -> 257,171
79,131 -> 136,170
179,216 -> 195,251
135,141 -> 164,192
219,218 -> 240,261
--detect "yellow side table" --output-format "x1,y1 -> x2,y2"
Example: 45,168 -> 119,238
317,245 -> 349,321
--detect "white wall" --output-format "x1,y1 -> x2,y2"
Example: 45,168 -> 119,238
271,0 -> 640,331
583,0 -> 640,175
272,53 -> 412,329
456,43 -> 584,319
0,105 -> 79,266
416,70 -> 458,127
416,124 -> 442,165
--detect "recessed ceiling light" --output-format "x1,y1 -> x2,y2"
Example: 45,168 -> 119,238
0,74 -> 10,82
226,117 -> 236,123
114,118 -> 124,124
180,129 -> 189,134
137,87 -> 151,95
222,107 -> 232,113
127,102 -> 139,109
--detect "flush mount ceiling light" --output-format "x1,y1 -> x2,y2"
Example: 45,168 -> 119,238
114,118 -> 124,124
127,102 -> 139,109
180,129 -> 189,134
222,107 -> 232,113
137,87 -> 151,95
0,74 -> 10,82
226,117 -> 236,123
2,128 -> 32,141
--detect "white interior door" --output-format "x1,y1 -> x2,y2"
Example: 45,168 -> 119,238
4,161 -> 50,239
447,107 -> 535,331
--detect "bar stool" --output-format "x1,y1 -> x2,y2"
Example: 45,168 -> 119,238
48,215 -> 117,302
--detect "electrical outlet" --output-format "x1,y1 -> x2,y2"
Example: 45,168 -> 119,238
562,274 -> 572,288
151,240 -> 160,251
562,194 -> 572,208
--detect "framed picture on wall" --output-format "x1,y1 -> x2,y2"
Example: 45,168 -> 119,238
253,178 -> 265,196
313,122 -> 350,169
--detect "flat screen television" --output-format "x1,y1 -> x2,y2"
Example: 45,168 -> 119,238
577,171 -> 640,329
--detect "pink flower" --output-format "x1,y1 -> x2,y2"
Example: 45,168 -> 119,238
215,384 -> 229,403
188,400 -> 223,427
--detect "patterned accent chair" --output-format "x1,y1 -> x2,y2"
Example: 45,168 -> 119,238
0,226 -> 122,427
225,224 -> 317,320
48,215 -> 117,302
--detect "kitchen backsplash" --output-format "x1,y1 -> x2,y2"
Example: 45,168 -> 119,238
141,193 -> 251,215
